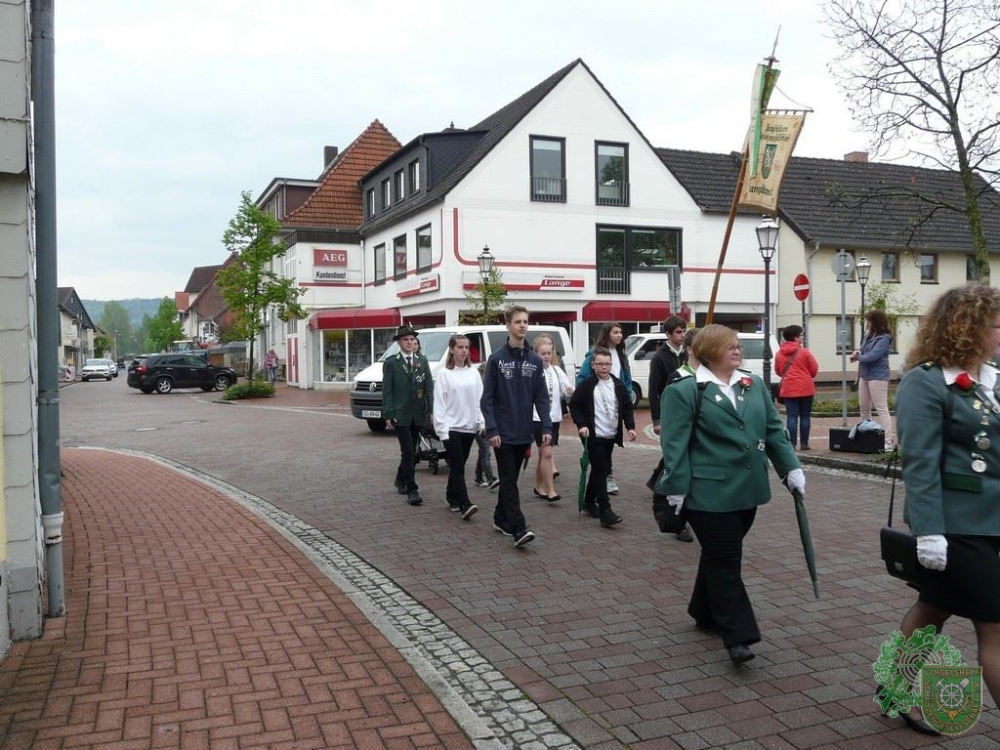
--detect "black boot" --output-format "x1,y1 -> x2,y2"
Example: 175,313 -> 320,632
599,507 -> 622,527
406,489 -> 423,506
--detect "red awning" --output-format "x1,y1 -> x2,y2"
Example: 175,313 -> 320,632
582,301 -> 669,322
309,308 -> 401,330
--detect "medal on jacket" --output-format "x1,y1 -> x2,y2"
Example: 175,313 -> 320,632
758,439 -> 766,451
971,452 -> 987,473
975,431 -> 991,451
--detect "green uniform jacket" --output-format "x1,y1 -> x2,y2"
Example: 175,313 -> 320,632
382,352 -> 434,427
656,371 -> 799,512
897,363 -> 1000,537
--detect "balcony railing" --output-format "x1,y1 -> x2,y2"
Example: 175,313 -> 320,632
531,177 -> 566,203
597,268 -> 630,294
597,181 -> 630,206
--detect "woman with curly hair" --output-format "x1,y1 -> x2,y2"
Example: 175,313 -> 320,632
892,283 -> 1000,734
850,309 -> 894,449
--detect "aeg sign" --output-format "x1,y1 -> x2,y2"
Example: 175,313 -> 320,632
314,249 -> 348,266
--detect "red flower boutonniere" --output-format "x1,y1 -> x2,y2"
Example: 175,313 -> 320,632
740,376 -> 752,389
954,372 -> 975,392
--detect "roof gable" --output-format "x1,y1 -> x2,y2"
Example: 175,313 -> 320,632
184,264 -> 223,294
57,286 -> 96,329
284,120 -> 401,229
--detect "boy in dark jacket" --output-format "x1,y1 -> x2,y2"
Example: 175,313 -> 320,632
383,325 -> 434,506
481,306 -> 550,548
570,347 -> 636,527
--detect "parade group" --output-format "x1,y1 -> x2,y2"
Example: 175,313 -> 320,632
382,285 -> 1000,733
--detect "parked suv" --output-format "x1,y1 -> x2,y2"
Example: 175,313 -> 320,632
127,353 -> 237,394
80,358 -> 113,382
350,325 -> 575,432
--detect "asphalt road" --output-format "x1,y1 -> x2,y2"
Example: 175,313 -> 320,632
58,378 -> 1000,749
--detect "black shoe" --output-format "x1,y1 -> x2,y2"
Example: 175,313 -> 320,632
583,502 -> 600,519
487,478 -> 500,490
675,525 -> 694,543
406,490 -> 423,506
493,522 -> 512,536
395,482 -> 407,495
546,494 -> 561,503
461,504 -> 479,520
727,644 -> 755,664
553,471 -> 561,478
533,488 -> 548,499
900,710 -> 941,736
514,530 -> 535,548
599,509 -> 623,527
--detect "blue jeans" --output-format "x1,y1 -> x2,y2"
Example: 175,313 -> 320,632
784,396 -> 814,447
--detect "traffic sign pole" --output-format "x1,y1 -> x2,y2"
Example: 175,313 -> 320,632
792,274 -> 811,344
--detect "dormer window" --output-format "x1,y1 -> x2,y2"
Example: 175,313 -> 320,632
381,179 -> 390,210
366,188 -> 375,218
408,160 -> 420,193
394,170 -> 404,202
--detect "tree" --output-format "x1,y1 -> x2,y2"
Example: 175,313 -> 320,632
93,334 -> 112,358
98,300 -> 132,357
461,266 -> 507,324
217,191 -> 304,381
825,0 -> 1000,280
146,297 -> 184,353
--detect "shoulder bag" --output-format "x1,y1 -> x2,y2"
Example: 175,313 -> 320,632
773,348 -> 799,404
650,382 -> 707,533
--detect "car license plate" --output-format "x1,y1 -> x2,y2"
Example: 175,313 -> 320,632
361,410 -> 381,418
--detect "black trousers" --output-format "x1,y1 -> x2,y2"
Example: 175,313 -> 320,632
585,436 -> 616,510
443,431 -> 476,510
393,423 -> 422,492
493,442 -> 530,537
686,508 -> 760,648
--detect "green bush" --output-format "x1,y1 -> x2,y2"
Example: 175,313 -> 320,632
222,381 -> 275,400
807,392 -> 896,416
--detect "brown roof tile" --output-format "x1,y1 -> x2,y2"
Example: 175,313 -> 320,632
283,120 -> 401,229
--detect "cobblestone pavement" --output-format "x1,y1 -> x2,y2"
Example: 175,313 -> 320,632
43,380 -> 1000,748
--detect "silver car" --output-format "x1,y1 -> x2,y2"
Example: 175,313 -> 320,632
80,358 -> 113,382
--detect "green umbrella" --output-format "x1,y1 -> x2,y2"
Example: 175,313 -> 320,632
791,487 -> 820,599
577,436 -> 590,513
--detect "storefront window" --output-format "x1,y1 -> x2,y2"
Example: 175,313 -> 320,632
347,329 -> 371,381
320,330 -> 347,382
315,327 -> 399,384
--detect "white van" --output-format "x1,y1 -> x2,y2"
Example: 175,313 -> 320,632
349,325 -> 576,431
624,330 -> 780,404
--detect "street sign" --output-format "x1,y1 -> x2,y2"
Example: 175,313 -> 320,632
831,251 -> 855,279
793,274 -> 810,302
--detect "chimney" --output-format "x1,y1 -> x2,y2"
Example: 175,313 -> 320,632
844,151 -> 869,164
324,146 -> 339,168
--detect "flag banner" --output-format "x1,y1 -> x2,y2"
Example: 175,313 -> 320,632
739,111 -> 805,213
748,64 -> 780,177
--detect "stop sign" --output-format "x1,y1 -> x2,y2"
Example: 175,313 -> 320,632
793,274 -> 810,302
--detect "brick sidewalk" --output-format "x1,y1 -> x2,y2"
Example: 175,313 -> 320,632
0,449 -> 474,750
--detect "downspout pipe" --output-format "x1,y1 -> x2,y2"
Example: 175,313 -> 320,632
31,0 -> 66,617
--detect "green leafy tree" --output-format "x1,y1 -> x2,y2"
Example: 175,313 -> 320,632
825,0 -> 999,281
146,297 -> 184,353
93,334 -> 113,358
217,191 -> 305,381
462,266 -> 507,324
98,300 -> 132,358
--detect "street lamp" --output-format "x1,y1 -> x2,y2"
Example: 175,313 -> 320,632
756,217 -> 779,390
856,254 -> 872,340
477,245 -> 495,319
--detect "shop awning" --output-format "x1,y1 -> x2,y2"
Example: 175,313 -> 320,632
309,308 -> 401,330
582,301 -> 670,322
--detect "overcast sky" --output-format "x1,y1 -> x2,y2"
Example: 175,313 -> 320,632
55,0 -> 872,301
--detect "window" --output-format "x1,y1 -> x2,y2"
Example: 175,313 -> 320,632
881,251 -> 899,282
366,188 -> 375,218
408,160 -> 420,193
596,225 -> 682,294
595,141 -> 629,206
394,170 -> 404,203
836,316 -> 856,355
920,253 -> 938,283
967,254 -> 981,281
374,243 -> 386,284
393,235 -> 407,279
530,136 -> 566,202
416,225 -> 432,272
631,228 -> 680,269
597,227 -> 627,294
381,179 -> 390,210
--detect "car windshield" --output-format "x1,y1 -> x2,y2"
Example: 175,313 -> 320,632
740,338 -> 765,359
84,359 -> 103,366
624,335 -> 645,357
378,331 -> 454,362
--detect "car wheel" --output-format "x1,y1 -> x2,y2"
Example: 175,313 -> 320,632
140,386 -> 154,394
366,419 -> 387,432
213,374 -> 231,391
154,376 -> 173,394
629,384 -> 641,407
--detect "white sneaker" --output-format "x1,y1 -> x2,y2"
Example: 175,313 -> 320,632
606,478 -> 619,495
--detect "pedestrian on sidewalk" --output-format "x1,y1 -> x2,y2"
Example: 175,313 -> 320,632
851,309 -> 894,450
265,348 -> 280,384
532,334 -> 573,502
433,335 -> 482,521
775,325 -> 819,451
577,322 -> 632,496
383,325 -> 434,507
570,347 -> 635,527
657,324 -> 803,665
892,283 -> 1000,734
473,363 -> 499,490
481,306 -> 550,548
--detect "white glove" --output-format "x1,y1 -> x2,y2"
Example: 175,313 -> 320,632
916,535 -> 948,571
667,495 -> 685,515
785,468 -> 806,496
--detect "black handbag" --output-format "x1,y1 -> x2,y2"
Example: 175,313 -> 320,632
879,448 -> 922,588
649,383 -> 706,534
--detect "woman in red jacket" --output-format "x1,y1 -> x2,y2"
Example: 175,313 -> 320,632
775,325 -> 819,450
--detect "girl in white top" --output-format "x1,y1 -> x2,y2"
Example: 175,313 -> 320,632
532,335 -> 573,501
433,335 -> 484,519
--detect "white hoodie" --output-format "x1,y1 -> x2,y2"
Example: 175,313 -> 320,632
433,366 -> 485,437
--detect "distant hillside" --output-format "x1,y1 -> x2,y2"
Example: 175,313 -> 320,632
83,298 -> 164,328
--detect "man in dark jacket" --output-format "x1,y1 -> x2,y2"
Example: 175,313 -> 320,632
648,315 -> 694,542
481,306 -> 550,548
383,325 -> 434,507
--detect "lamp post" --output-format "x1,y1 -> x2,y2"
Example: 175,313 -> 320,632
477,245 -> 495,320
856,254 -> 872,340
113,329 -> 118,360
756,217 -> 779,390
